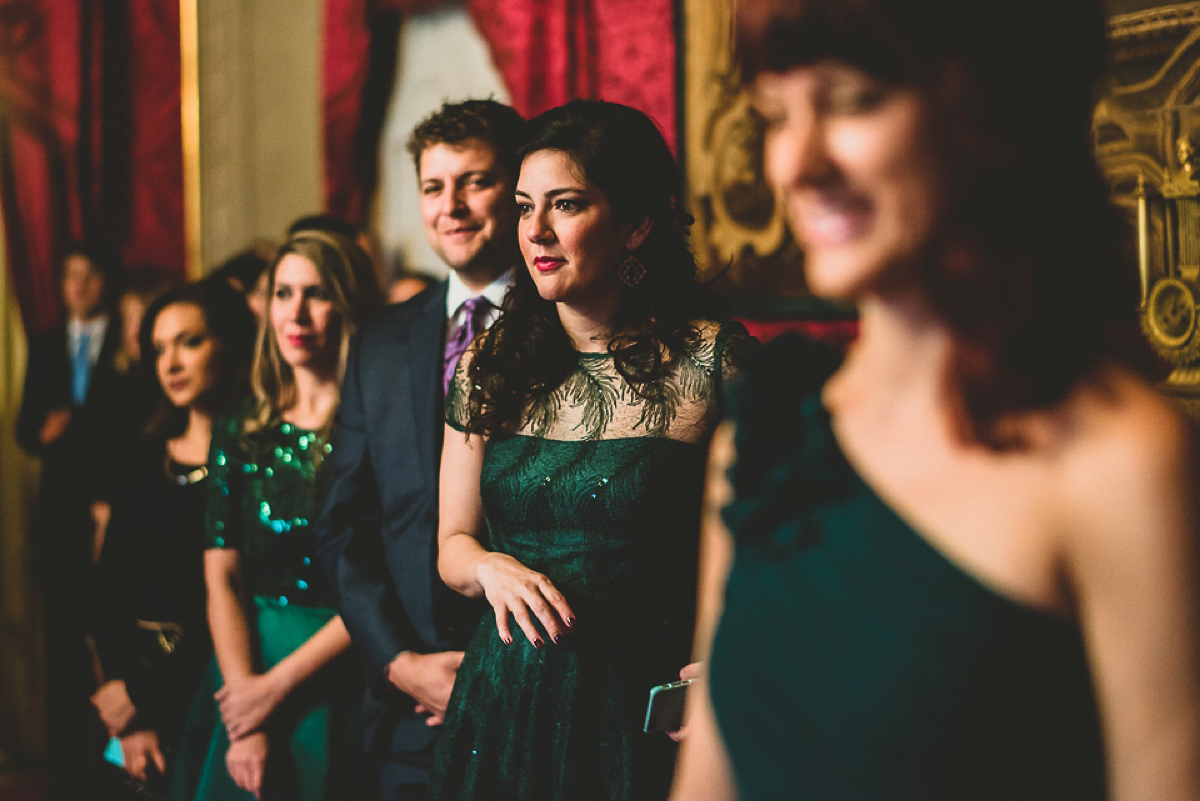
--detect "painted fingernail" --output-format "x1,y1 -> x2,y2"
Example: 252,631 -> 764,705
533,637 -> 544,648
551,633 -> 562,644
503,636 -> 513,645
566,616 -> 576,627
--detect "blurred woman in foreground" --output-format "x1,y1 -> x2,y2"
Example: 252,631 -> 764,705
670,1 -> 1200,799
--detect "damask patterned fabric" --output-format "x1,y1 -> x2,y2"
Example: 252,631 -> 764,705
2,0 -> 185,332
465,0 -> 678,149
321,0 -> 680,223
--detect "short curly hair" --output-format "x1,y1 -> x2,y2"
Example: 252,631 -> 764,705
406,99 -> 526,181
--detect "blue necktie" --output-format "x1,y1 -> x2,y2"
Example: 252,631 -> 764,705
72,331 -> 92,405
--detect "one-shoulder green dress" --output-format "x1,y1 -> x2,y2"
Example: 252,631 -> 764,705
429,323 -> 754,801
709,335 -> 1107,801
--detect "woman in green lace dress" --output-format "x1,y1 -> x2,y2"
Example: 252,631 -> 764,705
669,0 -> 1200,799
429,100 -> 753,801
174,231 -> 382,801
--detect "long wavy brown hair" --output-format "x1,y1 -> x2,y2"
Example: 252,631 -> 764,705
463,100 -> 728,437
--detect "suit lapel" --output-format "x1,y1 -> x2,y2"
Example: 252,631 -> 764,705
49,325 -> 73,402
397,282 -> 447,478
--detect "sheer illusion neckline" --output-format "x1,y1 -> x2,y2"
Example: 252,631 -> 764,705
497,431 -> 704,446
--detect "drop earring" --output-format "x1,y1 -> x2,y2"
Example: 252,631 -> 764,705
618,253 -> 646,287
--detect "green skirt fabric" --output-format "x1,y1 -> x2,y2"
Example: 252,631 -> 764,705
169,597 -> 364,801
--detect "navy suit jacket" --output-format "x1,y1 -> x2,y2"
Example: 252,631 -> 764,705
315,281 -> 482,779
16,318 -> 135,570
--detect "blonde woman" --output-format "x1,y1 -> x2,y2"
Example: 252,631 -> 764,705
174,231 -> 382,801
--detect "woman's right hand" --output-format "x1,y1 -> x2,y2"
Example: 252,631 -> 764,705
475,552 -> 575,647
120,728 -> 166,782
226,730 -> 269,800
216,672 -> 286,741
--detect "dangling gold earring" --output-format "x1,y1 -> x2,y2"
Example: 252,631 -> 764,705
618,253 -> 646,287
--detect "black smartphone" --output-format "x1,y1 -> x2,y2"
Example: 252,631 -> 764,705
642,679 -> 694,733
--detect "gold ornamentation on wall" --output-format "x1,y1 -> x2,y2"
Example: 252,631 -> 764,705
1095,2 -> 1200,398
683,0 -> 808,296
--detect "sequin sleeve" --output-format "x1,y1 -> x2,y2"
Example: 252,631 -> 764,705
205,413 -> 245,550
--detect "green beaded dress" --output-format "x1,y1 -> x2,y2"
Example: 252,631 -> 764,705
428,322 -> 753,801
170,415 -> 363,801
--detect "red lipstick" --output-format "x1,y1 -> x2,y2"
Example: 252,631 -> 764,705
533,257 -> 565,272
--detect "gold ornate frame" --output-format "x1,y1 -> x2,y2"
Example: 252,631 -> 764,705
683,0 -> 808,297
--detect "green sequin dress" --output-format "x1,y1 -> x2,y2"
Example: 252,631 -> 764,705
428,322 -> 753,801
170,415 -> 363,801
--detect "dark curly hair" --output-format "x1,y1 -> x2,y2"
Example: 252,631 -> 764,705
465,99 -> 727,436
406,99 -> 527,182
737,0 -> 1148,449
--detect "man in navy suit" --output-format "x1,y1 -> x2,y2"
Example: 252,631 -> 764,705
17,244 -> 136,799
316,100 -> 526,800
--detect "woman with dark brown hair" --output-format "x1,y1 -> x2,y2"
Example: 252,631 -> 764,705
669,1 -> 1200,799
91,278 -> 254,794
430,99 -> 754,800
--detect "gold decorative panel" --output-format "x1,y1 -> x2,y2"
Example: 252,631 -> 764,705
1095,2 -> 1200,396
683,0 -> 808,296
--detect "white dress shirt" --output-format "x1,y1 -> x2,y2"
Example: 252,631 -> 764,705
445,267 -> 514,334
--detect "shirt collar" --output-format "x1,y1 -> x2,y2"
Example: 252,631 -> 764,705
445,267 -> 515,319
68,315 -> 108,341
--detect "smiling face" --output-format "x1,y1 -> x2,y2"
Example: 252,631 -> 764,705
516,149 -> 647,317
269,253 -> 340,373
152,302 -> 220,410
753,61 -> 945,299
418,138 -> 517,287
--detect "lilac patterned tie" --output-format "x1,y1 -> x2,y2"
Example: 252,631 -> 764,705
443,296 -> 490,395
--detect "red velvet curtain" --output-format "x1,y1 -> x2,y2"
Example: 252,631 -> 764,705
0,0 -> 184,335
321,0 -> 678,222
323,0 -> 401,227
466,0 -> 677,150
323,0 -> 373,226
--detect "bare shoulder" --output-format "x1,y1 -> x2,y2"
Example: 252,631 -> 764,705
1053,371 -> 1200,799
1056,366 -> 1198,555
1062,368 -> 1193,486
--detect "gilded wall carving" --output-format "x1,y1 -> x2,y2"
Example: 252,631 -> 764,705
1095,2 -> 1200,396
683,0 -> 808,296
